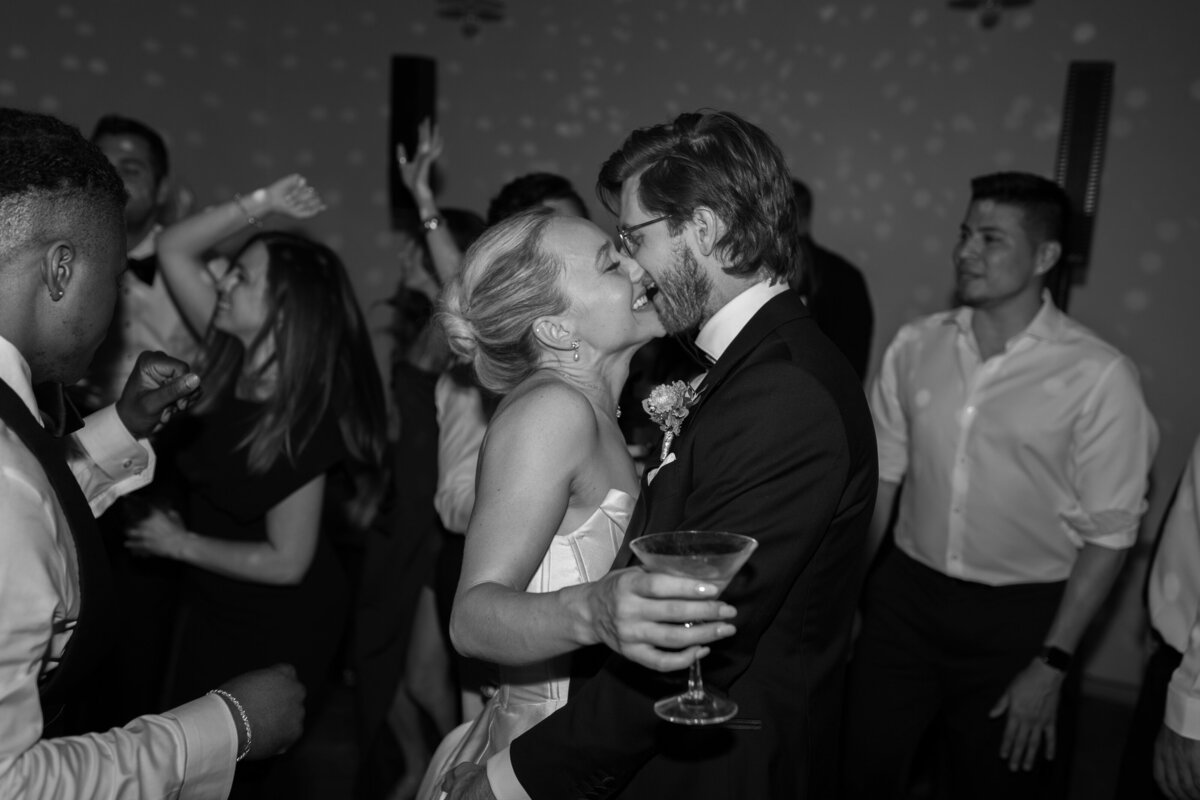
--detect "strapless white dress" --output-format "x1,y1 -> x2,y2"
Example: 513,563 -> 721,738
415,488 -> 634,800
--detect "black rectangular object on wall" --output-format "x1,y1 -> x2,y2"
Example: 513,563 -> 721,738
389,55 -> 437,231
1049,60 -> 1115,311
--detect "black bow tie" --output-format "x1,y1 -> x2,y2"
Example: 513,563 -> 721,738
128,255 -> 157,285
33,382 -> 85,438
676,334 -> 715,370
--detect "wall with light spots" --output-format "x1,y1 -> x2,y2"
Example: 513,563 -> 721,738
6,0 -> 1199,691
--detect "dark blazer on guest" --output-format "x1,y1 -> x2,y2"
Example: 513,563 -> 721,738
509,290 -> 878,799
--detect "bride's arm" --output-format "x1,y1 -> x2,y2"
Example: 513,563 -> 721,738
448,383 -> 595,665
449,384 -> 734,670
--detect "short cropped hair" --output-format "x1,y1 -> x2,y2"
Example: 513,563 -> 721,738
91,113 -> 170,184
487,172 -> 589,226
970,172 -> 1070,245
597,110 -> 800,282
0,108 -> 127,262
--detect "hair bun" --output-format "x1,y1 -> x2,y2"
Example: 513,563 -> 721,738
438,282 -> 479,363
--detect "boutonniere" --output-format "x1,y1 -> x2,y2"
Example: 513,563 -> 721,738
642,380 -> 700,463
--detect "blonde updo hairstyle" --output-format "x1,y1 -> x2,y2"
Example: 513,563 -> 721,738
439,206 -> 569,394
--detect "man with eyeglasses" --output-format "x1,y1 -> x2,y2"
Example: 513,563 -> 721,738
442,111 -> 877,800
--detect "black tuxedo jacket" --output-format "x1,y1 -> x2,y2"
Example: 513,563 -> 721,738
510,291 -> 878,799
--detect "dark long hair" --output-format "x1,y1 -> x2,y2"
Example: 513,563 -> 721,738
199,231 -> 388,528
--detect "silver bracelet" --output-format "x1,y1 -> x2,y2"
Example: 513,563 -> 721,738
233,193 -> 264,229
208,689 -> 253,762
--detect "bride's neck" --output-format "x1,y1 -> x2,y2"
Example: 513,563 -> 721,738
538,358 -> 627,420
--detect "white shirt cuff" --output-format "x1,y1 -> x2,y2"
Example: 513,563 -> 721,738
487,747 -> 533,800
77,405 -> 145,469
76,405 -> 156,516
164,694 -> 238,800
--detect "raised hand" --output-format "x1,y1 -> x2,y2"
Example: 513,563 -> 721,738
397,117 -> 443,208
582,566 -> 738,672
116,350 -> 201,438
263,174 -> 326,219
217,663 -> 306,760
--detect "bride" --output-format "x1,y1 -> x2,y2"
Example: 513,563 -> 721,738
416,207 -> 728,799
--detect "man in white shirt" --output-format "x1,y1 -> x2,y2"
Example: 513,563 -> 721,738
0,107 -> 304,799
1116,434 -> 1200,800
843,172 -> 1158,799
85,114 -> 199,409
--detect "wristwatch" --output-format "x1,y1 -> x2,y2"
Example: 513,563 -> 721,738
1039,645 -> 1073,673
421,215 -> 443,233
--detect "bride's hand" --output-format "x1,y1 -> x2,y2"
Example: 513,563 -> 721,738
581,567 -> 738,672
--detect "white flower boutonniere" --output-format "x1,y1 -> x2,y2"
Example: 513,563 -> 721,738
642,380 -> 700,463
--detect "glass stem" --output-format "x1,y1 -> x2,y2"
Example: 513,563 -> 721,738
685,659 -> 706,702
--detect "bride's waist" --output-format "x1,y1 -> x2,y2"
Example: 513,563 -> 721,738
493,682 -> 568,706
495,660 -> 571,706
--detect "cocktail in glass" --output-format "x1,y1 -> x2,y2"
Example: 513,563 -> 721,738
629,530 -> 758,725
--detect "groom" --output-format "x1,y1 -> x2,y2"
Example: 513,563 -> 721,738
449,111 -> 877,799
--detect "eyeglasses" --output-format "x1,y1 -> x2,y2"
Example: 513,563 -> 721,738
616,215 -> 670,257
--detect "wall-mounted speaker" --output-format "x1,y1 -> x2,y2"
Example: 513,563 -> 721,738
1049,60 -> 1115,311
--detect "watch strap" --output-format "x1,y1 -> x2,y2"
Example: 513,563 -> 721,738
1039,645 -> 1073,672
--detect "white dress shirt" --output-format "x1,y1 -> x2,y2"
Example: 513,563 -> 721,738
1150,434 -> 1200,740
487,278 -> 790,800
433,372 -> 489,535
870,294 -> 1158,585
86,226 -> 201,407
0,335 -> 237,799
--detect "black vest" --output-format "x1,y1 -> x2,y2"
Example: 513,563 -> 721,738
0,379 -> 114,737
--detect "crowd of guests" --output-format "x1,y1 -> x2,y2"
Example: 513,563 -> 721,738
0,101 -> 1196,800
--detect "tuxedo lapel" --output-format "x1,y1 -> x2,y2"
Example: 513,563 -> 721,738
611,293 -> 808,573
688,290 -> 807,418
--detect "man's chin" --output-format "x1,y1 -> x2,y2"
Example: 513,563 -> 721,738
652,300 -> 698,336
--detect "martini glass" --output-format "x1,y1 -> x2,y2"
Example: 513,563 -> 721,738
629,530 -> 758,725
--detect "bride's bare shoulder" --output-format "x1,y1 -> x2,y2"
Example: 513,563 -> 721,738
488,373 -> 598,440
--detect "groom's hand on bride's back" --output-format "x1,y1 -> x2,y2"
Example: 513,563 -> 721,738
578,567 -> 739,672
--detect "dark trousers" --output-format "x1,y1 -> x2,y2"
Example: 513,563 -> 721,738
842,549 -> 1073,800
1114,636 -> 1183,799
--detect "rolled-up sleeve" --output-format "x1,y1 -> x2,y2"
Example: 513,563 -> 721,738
1158,439 -> 1200,740
1064,357 -> 1158,549
869,331 -> 910,485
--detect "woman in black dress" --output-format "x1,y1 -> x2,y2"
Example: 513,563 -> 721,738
126,176 -> 387,787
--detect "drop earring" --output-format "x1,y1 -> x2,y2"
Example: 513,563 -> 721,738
571,339 -> 580,361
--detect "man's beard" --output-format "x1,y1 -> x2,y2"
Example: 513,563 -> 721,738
653,242 -> 712,334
